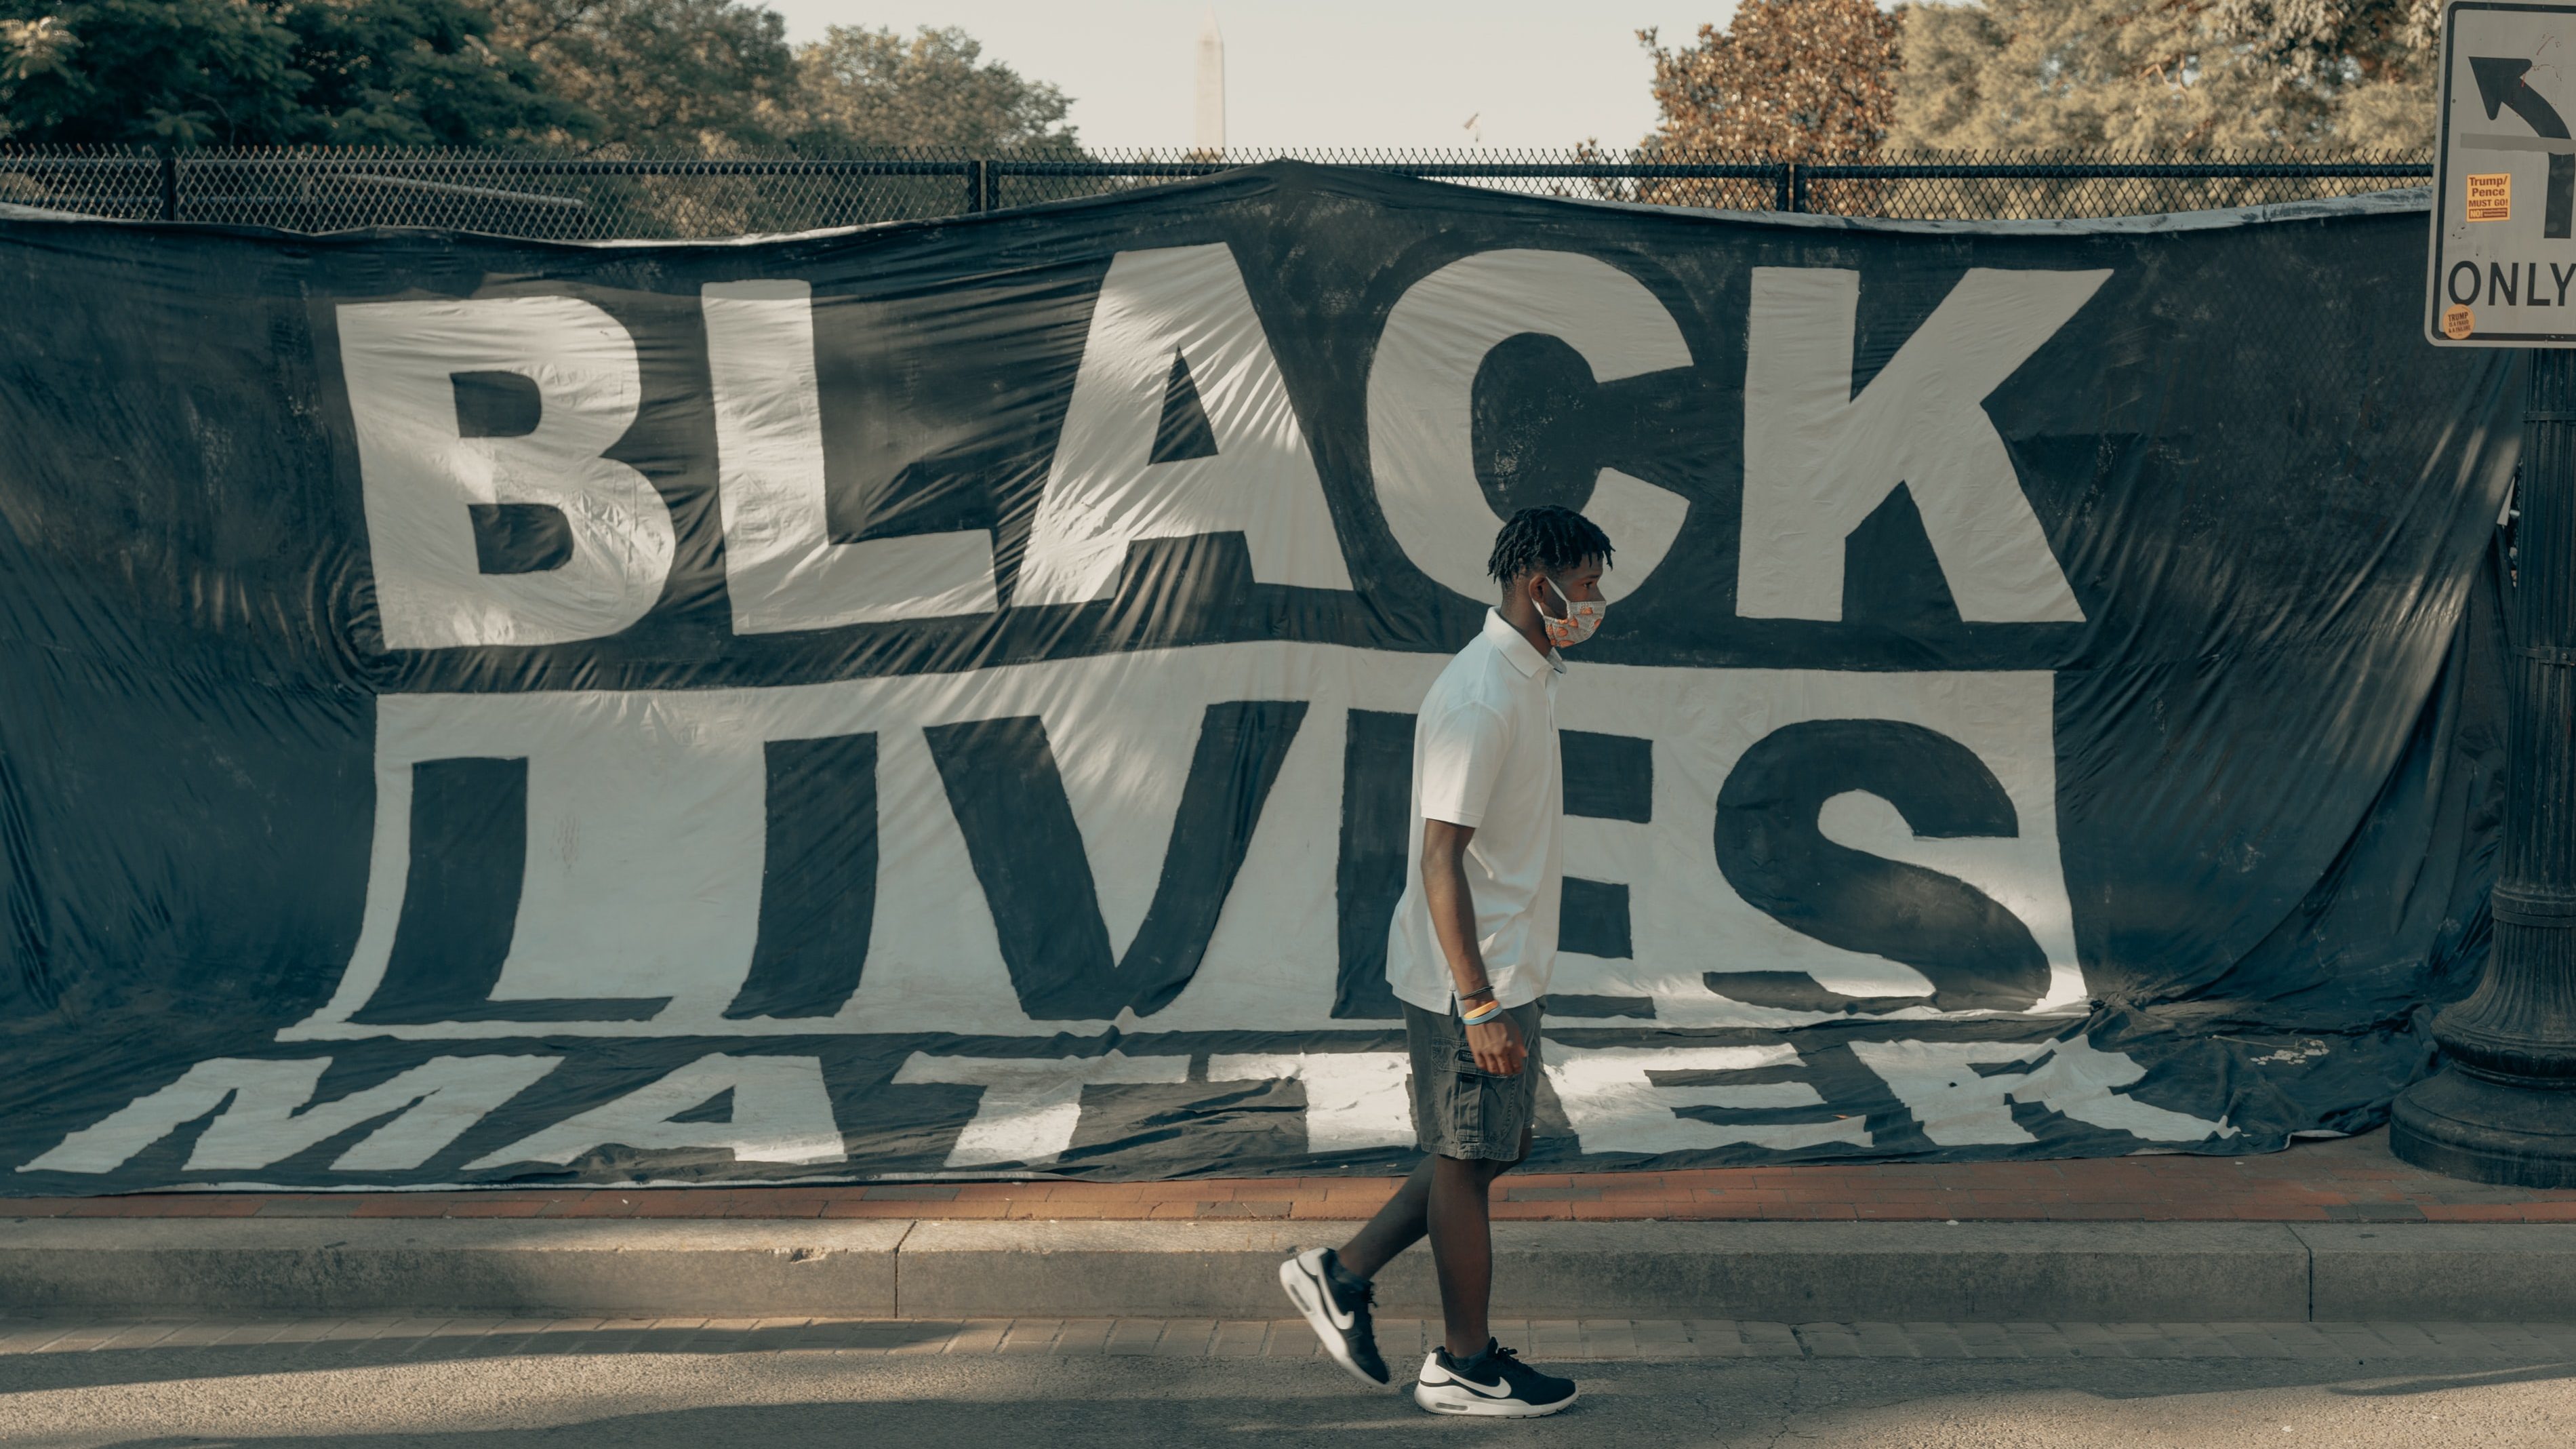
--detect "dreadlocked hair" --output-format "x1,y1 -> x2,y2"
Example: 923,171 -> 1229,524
1486,504 -> 1613,585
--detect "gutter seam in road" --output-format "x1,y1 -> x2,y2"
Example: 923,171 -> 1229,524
891,1219 -> 919,1319
2305,1227 -> 2316,1322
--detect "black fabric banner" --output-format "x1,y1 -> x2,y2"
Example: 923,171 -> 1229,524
0,164 -> 2518,1190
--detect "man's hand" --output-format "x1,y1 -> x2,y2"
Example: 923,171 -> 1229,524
1466,1013 -> 1525,1076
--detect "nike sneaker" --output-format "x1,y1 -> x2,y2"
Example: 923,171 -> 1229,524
1279,1246 -> 1390,1385
1413,1339 -> 1579,1417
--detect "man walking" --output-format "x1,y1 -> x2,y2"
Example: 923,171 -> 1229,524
1281,504 -> 1610,1418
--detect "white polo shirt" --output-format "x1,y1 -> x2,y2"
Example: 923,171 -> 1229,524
1384,608 -> 1565,1013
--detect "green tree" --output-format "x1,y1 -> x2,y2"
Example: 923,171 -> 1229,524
0,0 -> 576,146
1889,0 -> 2434,151
2205,0 -> 2436,147
787,24 -> 1079,153
1636,0 -> 1902,161
489,0 -> 795,152
2,3 -> 1089,156
294,0 -> 583,145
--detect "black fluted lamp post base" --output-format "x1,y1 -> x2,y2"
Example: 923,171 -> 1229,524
2390,346 -> 2576,1189
2393,1067 -> 2576,1188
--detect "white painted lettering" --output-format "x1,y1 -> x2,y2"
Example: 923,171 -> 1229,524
1368,249 -> 1691,603
1542,1042 -> 1871,1154
1847,1035 -> 2236,1146
1207,1051 -> 1413,1151
20,1055 -> 559,1174
1739,267 -> 2105,623
465,1053 -> 844,1167
702,281 -> 999,631
892,1050 -> 1189,1167
336,296 -> 674,649
1017,244 -> 1352,604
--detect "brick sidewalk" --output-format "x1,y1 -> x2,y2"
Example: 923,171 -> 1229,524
10,1128 -> 2575,1224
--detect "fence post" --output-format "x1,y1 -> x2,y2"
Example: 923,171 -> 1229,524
965,159 -> 992,214
157,150 -> 178,223
1772,163 -> 1793,212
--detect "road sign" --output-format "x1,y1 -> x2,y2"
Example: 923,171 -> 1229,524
2430,2 -> 2576,344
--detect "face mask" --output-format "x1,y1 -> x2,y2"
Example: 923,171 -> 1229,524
1539,576 -> 1605,650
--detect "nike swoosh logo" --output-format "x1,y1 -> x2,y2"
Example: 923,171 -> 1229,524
1296,1259 -> 1354,1330
1430,1369 -> 1512,1399
1315,1267 -> 1354,1330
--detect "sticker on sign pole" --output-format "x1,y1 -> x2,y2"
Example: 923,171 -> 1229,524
2428,1 -> 2576,346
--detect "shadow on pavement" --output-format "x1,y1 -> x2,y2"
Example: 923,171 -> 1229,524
49,1355 -> 2576,1449
2332,1361 -> 2576,1396
0,1319 -> 966,1392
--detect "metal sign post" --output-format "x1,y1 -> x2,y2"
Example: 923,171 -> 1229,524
2400,1 -> 2576,1186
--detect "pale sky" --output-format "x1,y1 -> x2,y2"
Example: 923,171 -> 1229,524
761,1 -> 1744,153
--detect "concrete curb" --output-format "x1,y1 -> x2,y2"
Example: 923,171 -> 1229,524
0,1219 -> 906,1318
899,1220 -> 2318,1322
5,1218 -> 2573,1322
2297,1223 -> 2576,1320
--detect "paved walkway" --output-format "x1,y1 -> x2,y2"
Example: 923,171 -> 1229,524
7,1315 -> 2575,1362
9,1128 -> 2576,1223
7,1314 -> 2575,1449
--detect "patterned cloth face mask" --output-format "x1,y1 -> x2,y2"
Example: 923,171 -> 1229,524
1540,575 -> 1605,649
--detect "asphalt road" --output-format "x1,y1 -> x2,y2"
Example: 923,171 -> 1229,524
3,1319 -> 2571,1448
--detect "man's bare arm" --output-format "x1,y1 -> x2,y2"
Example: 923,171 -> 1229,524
1422,819 -> 1525,1076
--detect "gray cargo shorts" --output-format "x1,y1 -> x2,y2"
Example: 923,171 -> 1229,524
1403,998 -> 1544,1162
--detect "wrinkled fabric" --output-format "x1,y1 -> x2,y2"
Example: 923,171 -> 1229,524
0,164 -> 2515,1190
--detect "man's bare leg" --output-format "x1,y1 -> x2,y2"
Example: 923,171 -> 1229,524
1426,1153 -> 1506,1355
1336,1155 -> 1433,1279
1337,1126 -> 1530,1355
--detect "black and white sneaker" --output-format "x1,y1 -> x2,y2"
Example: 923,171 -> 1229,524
1279,1247 -> 1389,1385
1413,1340 -> 1579,1417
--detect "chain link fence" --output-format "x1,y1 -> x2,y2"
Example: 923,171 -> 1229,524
0,146 -> 2436,240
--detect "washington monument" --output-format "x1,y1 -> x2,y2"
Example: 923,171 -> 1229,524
1195,9 -> 1225,155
